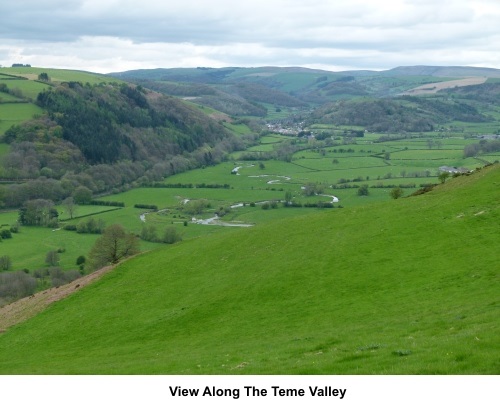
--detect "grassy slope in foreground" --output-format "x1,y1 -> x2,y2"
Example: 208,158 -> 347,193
0,165 -> 498,374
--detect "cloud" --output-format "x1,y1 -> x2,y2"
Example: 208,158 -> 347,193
1,0 -> 499,72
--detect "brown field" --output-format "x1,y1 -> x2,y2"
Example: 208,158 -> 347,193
401,76 -> 487,95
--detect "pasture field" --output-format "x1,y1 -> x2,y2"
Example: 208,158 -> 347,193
0,103 -> 44,134
0,207 -> 159,272
0,92 -> 23,102
222,121 -> 252,135
0,67 -> 117,86
246,143 -> 276,152
0,165 -> 497,374
0,79 -> 51,100
0,226 -> 99,272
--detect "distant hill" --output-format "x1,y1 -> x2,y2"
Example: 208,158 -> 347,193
381,65 -> 500,78
0,164 -> 498,374
109,65 -> 500,112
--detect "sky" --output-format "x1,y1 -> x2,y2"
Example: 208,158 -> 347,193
1,0 -> 500,74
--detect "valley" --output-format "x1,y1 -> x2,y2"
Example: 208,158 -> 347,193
0,65 -> 499,374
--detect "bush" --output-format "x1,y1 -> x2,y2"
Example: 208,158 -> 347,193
45,250 -> 60,266
76,217 -> 106,234
134,204 -> 158,210
357,184 -> 369,196
89,200 -> 125,207
0,229 -> 12,239
140,224 -> 159,242
0,255 -> 12,271
162,227 -> 182,244
390,187 -> 404,199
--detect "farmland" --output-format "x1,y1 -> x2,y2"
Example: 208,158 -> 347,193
0,65 -> 499,376
0,126 -> 493,278
0,163 -> 498,374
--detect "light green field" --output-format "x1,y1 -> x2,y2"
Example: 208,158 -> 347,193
0,92 -> 24,102
0,79 -> 51,100
1,227 -> 98,271
0,67 -> 118,85
0,103 -> 44,134
0,206 -> 159,272
0,165 -> 497,374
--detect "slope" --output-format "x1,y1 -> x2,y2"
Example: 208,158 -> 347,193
0,164 -> 498,374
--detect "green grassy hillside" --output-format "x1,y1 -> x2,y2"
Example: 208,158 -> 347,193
0,165 -> 500,374
0,165 -> 498,375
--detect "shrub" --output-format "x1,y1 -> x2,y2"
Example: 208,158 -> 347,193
134,204 -> 158,210
390,187 -> 404,199
140,224 -> 159,243
0,255 -> 12,271
76,217 -> 106,234
0,229 -> 12,239
162,227 -> 182,244
357,184 -> 369,196
45,250 -> 60,266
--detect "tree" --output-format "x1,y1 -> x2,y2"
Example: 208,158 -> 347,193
302,182 -> 323,196
0,255 -> 12,271
63,196 -> 77,219
88,224 -> 139,270
390,187 -> 404,199
76,255 -> 86,271
72,186 -> 92,204
438,171 -> 450,184
284,190 -> 293,206
38,72 -> 50,81
0,229 -> 12,239
140,224 -> 158,242
19,199 -> 58,227
162,226 -> 182,244
357,184 -> 369,196
45,250 -> 60,266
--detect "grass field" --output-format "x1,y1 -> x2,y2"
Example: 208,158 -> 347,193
0,164 -> 497,374
0,103 -> 44,134
0,67 -> 118,85
0,79 -> 51,100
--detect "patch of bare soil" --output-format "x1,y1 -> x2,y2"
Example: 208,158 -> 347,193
401,77 -> 487,95
0,265 -> 115,333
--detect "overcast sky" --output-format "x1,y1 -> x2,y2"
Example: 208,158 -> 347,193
1,0 -> 499,73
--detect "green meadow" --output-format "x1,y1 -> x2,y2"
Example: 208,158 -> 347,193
0,164 -> 498,374
0,67 -> 118,86
0,103 -> 44,134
